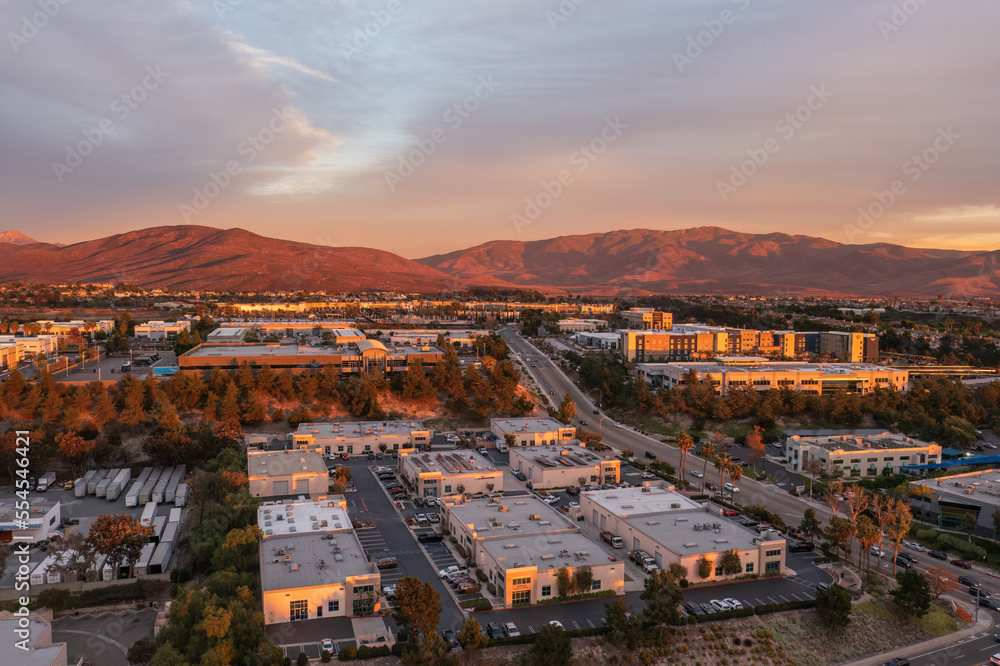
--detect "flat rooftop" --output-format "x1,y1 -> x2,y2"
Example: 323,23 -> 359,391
258,498 -> 351,537
512,444 -> 609,469
449,496 -> 572,538
0,495 -> 57,528
297,420 -> 427,438
913,469 -> 1000,503
248,450 -> 328,477
261,531 -> 372,592
405,451 -> 499,475
481,531 -> 611,571
640,361 -> 898,375
0,616 -> 63,666
583,487 -> 702,516
789,432 -> 936,452
188,343 -> 343,357
492,418 -> 571,434
626,510 -> 779,556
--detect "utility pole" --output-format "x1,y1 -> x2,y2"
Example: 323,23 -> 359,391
975,574 -> 981,624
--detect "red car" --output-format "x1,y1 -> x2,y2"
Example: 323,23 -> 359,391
722,510 -> 740,517
951,559 -> 972,569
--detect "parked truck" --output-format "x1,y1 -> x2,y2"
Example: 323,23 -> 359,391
106,468 -> 132,501
75,470 -> 96,498
600,531 -> 624,548
36,472 -> 56,492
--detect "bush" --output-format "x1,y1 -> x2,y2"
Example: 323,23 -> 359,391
356,646 -> 391,659
170,568 -> 192,584
36,588 -> 79,611
338,645 -> 357,661
476,568 -> 488,582
78,580 -> 171,607
322,649 -> 332,663
915,528 -> 938,541
938,534 -> 988,559
487,583 -> 496,595
297,653 -> 309,666
474,598 -> 492,611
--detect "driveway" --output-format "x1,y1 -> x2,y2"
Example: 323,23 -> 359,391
53,608 -> 159,666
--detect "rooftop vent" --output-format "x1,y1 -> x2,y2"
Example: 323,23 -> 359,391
684,542 -> 698,548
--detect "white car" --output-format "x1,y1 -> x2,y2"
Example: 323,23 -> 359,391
992,654 -> 1000,666
544,496 -> 559,504
439,566 -> 460,578
321,639 -> 334,653
904,541 -> 926,552
382,585 -> 397,600
569,501 -> 579,508
641,472 -> 655,479
724,482 -> 740,493
710,599 -> 734,612
690,470 -> 704,478
869,545 -> 886,557
722,597 -> 743,610
548,620 -> 564,629
613,422 -> 623,428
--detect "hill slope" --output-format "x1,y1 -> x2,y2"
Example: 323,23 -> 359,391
0,231 -> 39,245
0,225 -> 452,292
417,227 -> 999,297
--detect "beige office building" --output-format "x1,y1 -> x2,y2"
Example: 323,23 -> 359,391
622,309 -> 673,330
490,418 -> 576,447
785,432 -> 941,478
248,450 -> 329,498
399,450 -> 503,498
510,443 -> 620,489
447,495 -> 575,561
293,421 -> 431,457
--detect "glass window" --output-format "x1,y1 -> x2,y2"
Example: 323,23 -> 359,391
328,600 -> 339,612
765,561 -> 780,572
592,580 -> 601,590
290,599 -> 308,621
715,566 -> 723,577
541,586 -> 551,597
511,577 -> 532,586
512,590 -> 531,605
745,563 -> 754,573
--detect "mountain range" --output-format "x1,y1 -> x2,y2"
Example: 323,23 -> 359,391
0,225 -> 996,297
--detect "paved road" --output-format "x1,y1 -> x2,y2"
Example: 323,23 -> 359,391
53,608 -> 159,666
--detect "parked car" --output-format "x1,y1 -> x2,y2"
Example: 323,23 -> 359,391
63,480 -> 74,490
503,622 -> 520,637
548,620 -> 564,629
710,599 -> 734,612
705,483 -> 719,491
640,472 -> 655,479
417,533 -> 444,543
882,659 -> 910,666
894,556 -> 911,569
903,541 -> 925,552
690,470 -> 704,478
477,447 -> 488,456
723,598 -> 743,610
788,540 -> 815,553
321,639 -> 334,654
486,622 -> 504,639
928,550 -> 948,560
683,602 -> 705,616
428,512 -> 441,523
869,545 -> 886,557
700,603 -> 717,615
443,629 -> 460,651
592,409 -> 600,414
416,513 -> 429,525
439,566 -> 461,578
958,575 -> 978,587
724,482 -> 739,493
375,557 -> 397,569
722,509 -> 740,518
569,501 -> 579,508
897,552 -> 917,565
566,486 -> 579,495
952,559 -> 973,569
382,585 -> 397,600
413,497 -> 424,507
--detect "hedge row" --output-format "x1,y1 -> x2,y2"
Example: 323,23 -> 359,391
78,579 -> 171,607
337,645 -> 392,661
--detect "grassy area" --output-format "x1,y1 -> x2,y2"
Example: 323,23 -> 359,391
624,574 -> 633,582
855,600 -> 961,637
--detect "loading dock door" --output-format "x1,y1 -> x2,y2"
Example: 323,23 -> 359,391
272,480 -> 289,495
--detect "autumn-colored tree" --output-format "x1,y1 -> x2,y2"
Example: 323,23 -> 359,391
699,440 -> 715,489
391,576 -> 441,643
56,431 -> 95,478
89,514 -> 154,577
697,555 -> 714,580
556,393 -> 576,424
457,617 -> 489,665
823,480 -> 845,516
885,497 -> 914,574
925,567 -> 956,600
855,515 -> 881,580
745,426 -> 765,471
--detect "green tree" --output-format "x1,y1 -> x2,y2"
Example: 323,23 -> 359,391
697,555 -> 714,580
573,564 -> 594,595
604,597 -> 641,649
555,566 -> 573,598
127,637 -> 158,666
799,508 -> 821,541
720,549 -> 742,576
891,569 -> 932,618
639,568 -> 683,638
525,623 -> 572,666
815,584 -> 852,630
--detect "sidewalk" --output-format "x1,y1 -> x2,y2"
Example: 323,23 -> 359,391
841,596 -> 994,666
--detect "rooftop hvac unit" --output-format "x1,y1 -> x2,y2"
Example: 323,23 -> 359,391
670,503 -> 680,509
684,542 -> 698,548
694,524 -> 702,531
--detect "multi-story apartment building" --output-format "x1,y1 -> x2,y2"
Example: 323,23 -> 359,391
622,308 -> 673,330
293,421 -> 430,457
784,431 -> 941,478
638,358 -> 909,396
490,418 -> 577,447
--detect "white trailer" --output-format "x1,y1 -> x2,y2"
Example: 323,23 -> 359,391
133,467 -> 154,487
133,543 -> 156,577
87,554 -> 106,582
140,501 -> 157,527
106,468 -> 132,501
102,559 -> 116,582
149,541 -> 173,575
168,508 -> 182,523
149,516 -> 166,543
75,470 -> 96,498
151,466 -> 175,504
160,522 -> 179,544
46,550 -> 71,584
164,465 -> 186,503
30,555 -> 57,586
95,468 -> 121,497
87,469 -> 110,494
174,483 -> 188,507
139,467 -> 164,505
125,481 -> 143,507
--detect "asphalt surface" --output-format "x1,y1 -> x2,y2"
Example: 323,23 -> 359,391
52,608 -> 159,666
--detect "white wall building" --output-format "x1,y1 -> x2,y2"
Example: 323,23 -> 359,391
490,418 -> 576,447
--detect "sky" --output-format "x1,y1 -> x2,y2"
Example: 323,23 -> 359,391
1,0 -> 998,258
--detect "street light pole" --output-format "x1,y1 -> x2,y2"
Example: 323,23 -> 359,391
975,574 -> 981,624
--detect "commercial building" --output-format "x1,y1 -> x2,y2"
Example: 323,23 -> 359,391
580,487 -> 786,581
622,308 -> 673,330
818,331 -> 879,363
907,470 -> 1000,539
447,495 -> 575,561
206,328 -> 248,343
784,431 -> 941,478
220,321 -> 360,339
399,450 -> 503,498
0,344 -> 17,371
620,329 -> 726,362
557,319 -> 608,333
571,331 -> 621,350
248,450 -> 329,498
178,341 -> 444,375
381,329 -> 481,348
0,495 -> 60,542
0,609 -> 70,666
0,335 -> 58,361
478,531 -> 624,608
259,498 -> 381,624
134,321 -> 192,340
638,358 -> 909,396
490,418 -> 577,447
293,421 -> 431,457
510,443 -> 620,489
34,319 -> 114,338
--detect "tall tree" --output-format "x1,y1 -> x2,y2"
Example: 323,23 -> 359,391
89,514 -> 154,578
525,623 -> 572,666
639,569 -> 683,638
677,432 -> 694,482
891,569 -> 932,618
799,508 -> 821,541
885,497 -> 914,574
391,576 -> 441,643
556,393 -> 576,424
745,426 -> 765,471
815,584 -> 852,631
56,431 -> 94,478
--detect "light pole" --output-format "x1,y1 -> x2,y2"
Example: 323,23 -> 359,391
595,389 -> 603,411
975,574 -> 981,624
598,416 -> 610,436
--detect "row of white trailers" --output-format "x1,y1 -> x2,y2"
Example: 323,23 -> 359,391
75,465 -> 188,507
30,506 -> 183,585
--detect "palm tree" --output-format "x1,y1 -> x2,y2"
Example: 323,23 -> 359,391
677,432 -> 694,484
714,456 -> 728,497
700,441 -> 715,490
727,461 -> 743,494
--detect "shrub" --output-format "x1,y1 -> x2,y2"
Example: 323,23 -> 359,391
78,580 -> 170,607
322,649 -> 332,663
487,583 -> 496,595
297,653 -> 309,665
915,528 -> 938,541
476,568 -> 488,582
356,645 -> 391,659
170,568 -> 192,584
474,598 -> 492,611
338,645 -> 357,661
36,588 -> 78,611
